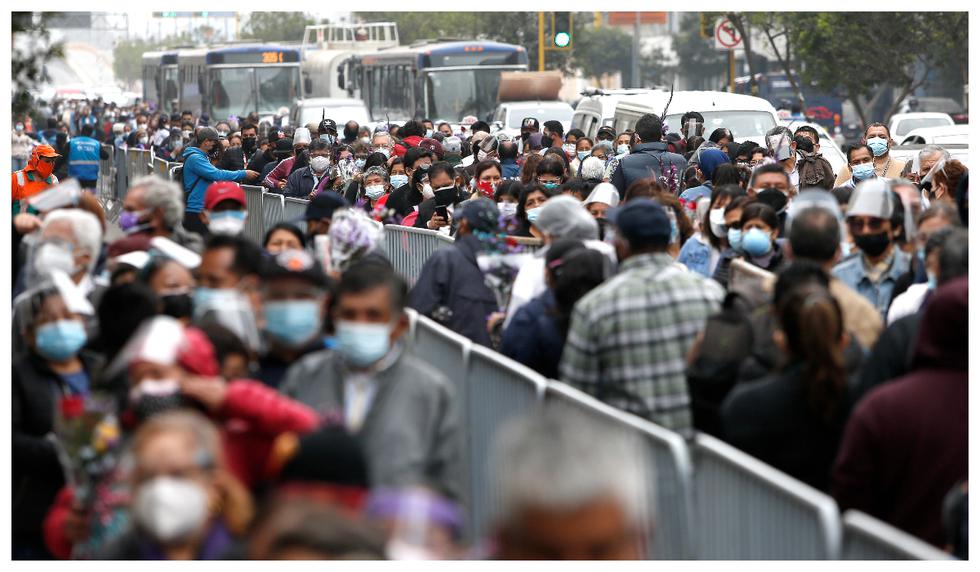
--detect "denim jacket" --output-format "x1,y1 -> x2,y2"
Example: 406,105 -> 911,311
832,248 -> 912,319
678,234 -> 716,278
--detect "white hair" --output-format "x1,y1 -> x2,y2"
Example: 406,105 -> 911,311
371,132 -> 392,147
918,144 -> 950,163
42,209 -> 103,274
490,407 -> 650,529
132,174 -> 184,229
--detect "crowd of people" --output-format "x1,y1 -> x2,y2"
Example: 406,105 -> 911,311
10,95 -> 969,560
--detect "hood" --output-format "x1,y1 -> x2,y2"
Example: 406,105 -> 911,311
910,276 -> 967,371
182,145 -> 206,160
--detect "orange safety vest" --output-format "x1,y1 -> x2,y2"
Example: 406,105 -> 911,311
12,169 -> 58,214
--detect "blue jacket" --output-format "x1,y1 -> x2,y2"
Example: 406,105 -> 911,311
832,248 -> 912,319
409,234 -> 497,347
679,181 -> 713,204
500,290 -> 566,379
181,146 -> 247,213
501,159 -> 520,179
609,142 -> 687,196
677,235 -> 717,278
68,136 -> 101,180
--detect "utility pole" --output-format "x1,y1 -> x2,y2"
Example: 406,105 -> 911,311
631,12 -> 641,87
537,12 -> 545,72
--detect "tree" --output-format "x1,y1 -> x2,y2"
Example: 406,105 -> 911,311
742,13 -> 805,107
571,24 -> 632,83
241,12 -> 318,43
673,13 -> 727,90
12,12 -> 64,117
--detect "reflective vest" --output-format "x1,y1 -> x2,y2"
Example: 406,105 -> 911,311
68,136 -> 101,180
12,169 -> 57,214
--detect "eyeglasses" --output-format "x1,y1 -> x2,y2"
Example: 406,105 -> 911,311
847,217 -> 886,233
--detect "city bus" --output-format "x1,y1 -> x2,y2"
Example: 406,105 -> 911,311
141,50 -> 180,114
348,39 -> 529,122
176,44 -> 302,121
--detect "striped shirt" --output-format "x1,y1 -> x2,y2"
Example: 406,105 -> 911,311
560,252 -> 724,434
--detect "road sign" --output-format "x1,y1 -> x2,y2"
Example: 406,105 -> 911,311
714,18 -> 742,51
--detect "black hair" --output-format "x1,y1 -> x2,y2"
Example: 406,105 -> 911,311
400,120 -> 425,138
566,128 -> 585,140
541,147 -> 571,174
517,183 -> 560,223
309,139 -> 330,153
789,207 -> 841,263
712,163 -> 742,187
403,146 -> 430,171
559,178 -> 591,201
139,255 -> 186,286
535,156 -> 567,181
543,120 -> 564,138
794,125 -> 819,142
846,143 -> 874,164
470,121 -> 491,134
80,124 -> 95,137
681,111 -> 704,124
709,127 -> 732,144
363,151 -> 388,172
736,141 -> 758,159
199,322 -> 251,369
681,164 -> 701,191
204,234 -> 264,278
740,201 -> 780,232
831,186 -> 852,206
704,184 -> 748,250
495,179 -> 523,202
386,156 -> 404,175
263,222 -> 307,250
751,162 -> 791,187
938,227 -> 969,285
634,113 -> 663,143
97,281 -> 160,362
426,161 -> 455,186
498,140 -> 519,160
343,121 -> 359,139
336,261 -> 408,315
546,239 -> 607,337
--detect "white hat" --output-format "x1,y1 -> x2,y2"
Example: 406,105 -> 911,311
583,182 -> 621,208
293,127 -> 312,146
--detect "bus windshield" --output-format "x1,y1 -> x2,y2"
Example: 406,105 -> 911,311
257,66 -> 300,115
211,67 -> 256,119
163,68 -> 179,108
424,68 -> 507,122
665,111 -> 776,141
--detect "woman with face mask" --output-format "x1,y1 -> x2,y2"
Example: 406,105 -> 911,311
678,184 -> 747,278
140,256 -> 196,324
493,180 -> 524,229
569,137 -> 594,176
360,166 -> 394,216
13,286 -> 100,560
515,182 -> 560,239
340,152 -> 389,206
471,160 -> 503,200
712,201 -> 786,290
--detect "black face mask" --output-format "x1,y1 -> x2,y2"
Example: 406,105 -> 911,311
160,293 -> 193,320
793,135 -> 815,154
242,136 -> 257,154
854,231 -> 891,257
132,392 -> 187,422
208,145 -> 223,160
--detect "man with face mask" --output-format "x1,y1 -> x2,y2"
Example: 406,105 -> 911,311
113,175 -> 204,254
840,144 -> 880,189
194,235 -> 265,355
67,124 -> 109,191
199,182 -> 248,237
318,118 -> 339,146
13,144 -> 61,214
835,122 -> 906,186
765,126 -> 800,189
181,128 -> 259,237
284,139 -> 334,199
282,262 -> 461,501
832,179 -> 912,318
263,128 -> 313,192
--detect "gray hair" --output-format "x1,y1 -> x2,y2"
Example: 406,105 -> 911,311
133,174 -> 184,229
535,195 -> 598,241
371,132 -> 392,147
42,208 -> 103,274
363,166 -> 389,182
918,144 -> 950,163
490,407 -> 650,529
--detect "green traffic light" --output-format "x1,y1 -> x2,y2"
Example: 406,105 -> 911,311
554,31 -> 571,48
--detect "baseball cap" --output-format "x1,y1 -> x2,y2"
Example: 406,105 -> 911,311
458,198 -> 500,233
418,137 -> 444,159
521,117 -> 540,132
274,138 -> 295,155
304,191 -> 348,221
596,126 -> 616,140
847,178 -> 894,219
196,127 -> 220,144
261,248 -> 330,289
32,144 -> 61,158
607,198 -> 671,247
204,181 -> 246,211
319,118 -> 338,134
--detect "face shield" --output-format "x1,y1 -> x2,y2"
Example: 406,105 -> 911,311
767,133 -> 793,162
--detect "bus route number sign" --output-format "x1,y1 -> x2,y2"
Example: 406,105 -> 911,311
262,52 -> 285,64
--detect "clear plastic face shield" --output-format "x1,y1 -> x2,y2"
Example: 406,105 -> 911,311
685,119 -> 704,139
767,133 -> 793,162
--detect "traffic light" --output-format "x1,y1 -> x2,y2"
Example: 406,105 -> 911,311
699,13 -> 713,39
553,12 -> 573,49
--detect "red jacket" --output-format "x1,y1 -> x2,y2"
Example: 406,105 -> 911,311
43,380 -> 319,559
394,135 -> 424,158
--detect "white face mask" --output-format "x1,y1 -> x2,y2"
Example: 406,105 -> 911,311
365,184 -> 386,200
310,155 -> 330,173
498,201 -> 518,218
477,150 -> 489,162
421,184 -> 434,200
35,242 -> 78,278
709,208 -> 727,239
133,476 -> 208,544
207,211 -> 247,236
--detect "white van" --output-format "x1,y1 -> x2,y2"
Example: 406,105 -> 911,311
571,88 -> 665,139
611,91 -> 780,142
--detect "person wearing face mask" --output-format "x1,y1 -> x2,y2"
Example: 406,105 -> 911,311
460,131 -> 491,168
712,202 -> 786,290
414,162 -> 467,231
471,160 -> 503,201
885,226 -> 954,326
12,120 -> 34,171
110,176 -> 204,256
358,166 -> 394,216
198,182 -> 248,238
609,114 -> 687,196
832,179 -> 912,319
140,254 -> 196,324
282,263 -> 460,500
13,285 -> 102,560
317,118 -> 339,147
569,136 -> 593,175
493,180 -> 523,222
835,123 -> 906,186
839,143 -> 879,190
181,128 -> 259,237
370,132 -> 394,160
339,151 -> 390,205
66,124 -> 109,192
284,139 -> 334,200
263,128 -> 313,192
386,157 -> 409,192
13,144 -> 61,215
533,155 -> 566,195
386,147 -> 434,218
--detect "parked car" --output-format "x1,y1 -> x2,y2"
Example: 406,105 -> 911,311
900,125 -> 969,146
489,100 -> 574,140
897,96 -> 968,124
612,90 -> 780,142
887,112 -> 955,141
570,88 -> 666,139
290,97 -> 371,129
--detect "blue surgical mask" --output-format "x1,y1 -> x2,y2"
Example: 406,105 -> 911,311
425,129 -> 434,138
354,158 -> 366,170
617,144 -> 630,155
208,210 -> 247,236
335,320 -> 392,368
866,137 -> 888,157
742,227 -> 773,257
526,206 -> 543,224
263,300 -> 322,348
851,162 -> 876,181
320,134 -> 335,145
35,319 -> 88,362
727,228 -> 743,251
927,271 -> 937,291
192,287 -> 239,319
577,150 -> 590,161
390,174 -> 409,188
540,181 -> 560,191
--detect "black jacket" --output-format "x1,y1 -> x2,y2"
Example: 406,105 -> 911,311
409,234 -> 497,347
853,312 -> 921,402
413,188 -> 469,230
13,350 -> 104,538
385,183 -> 422,218
283,166 -> 332,199
609,142 -> 687,195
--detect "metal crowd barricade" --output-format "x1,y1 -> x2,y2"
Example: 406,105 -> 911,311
464,344 -> 547,545
242,185 -> 266,244
692,433 -> 842,559
841,511 -> 952,560
282,197 -> 310,232
262,191 -> 286,232
381,225 -> 454,287
151,156 -> 172,180
543,382 -> 695,560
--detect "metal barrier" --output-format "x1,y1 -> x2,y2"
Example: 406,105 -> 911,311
692,433 -> 842,559
282,197 -> 309,233
381,225 -> 454,287
262,191 -> 286,232
126,148 -> 152,183
841,511 -> 952,560
464,343 -> 547,545
543,382 -> 695,560
242,185 -> 266,244
151,156 -> 172,179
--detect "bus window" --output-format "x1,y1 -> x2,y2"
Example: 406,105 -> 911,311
256,66 -> 299,115
424,68 -> 501,122
211,67 -> 254,119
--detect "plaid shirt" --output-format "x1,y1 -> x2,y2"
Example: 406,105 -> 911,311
560,253 -> 724,434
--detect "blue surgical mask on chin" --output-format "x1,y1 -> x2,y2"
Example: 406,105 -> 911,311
335,320 -> 393,368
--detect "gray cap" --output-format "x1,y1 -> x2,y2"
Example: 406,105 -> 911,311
534,195 -> 598,240
443,136 -> 462,155
195,127 -> 220,144
847,178 -> 893,219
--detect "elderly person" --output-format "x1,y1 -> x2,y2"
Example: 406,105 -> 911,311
503,195 -> 616,329
283,139 -> 333,199
112,175 -> 204,254
490,408 -> 650,559
370,131 -> 394,158
359,166 -> 393,215
910,144 -> 950,184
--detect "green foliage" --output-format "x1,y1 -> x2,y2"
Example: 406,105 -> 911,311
240,12 -> 318,43
571,24 -> 632,81
12,12 -> 64,117
673,13 -> 726,90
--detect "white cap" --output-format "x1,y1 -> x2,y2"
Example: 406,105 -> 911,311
293,127 -> 312,146
114,250 -> 150,271
583,182 -> 621,208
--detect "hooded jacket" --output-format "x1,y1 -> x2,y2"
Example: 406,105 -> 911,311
832,277 -> 967,548
609,142 -> 687,196
180,146 -> 246,214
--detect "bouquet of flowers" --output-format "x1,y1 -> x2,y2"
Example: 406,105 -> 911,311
53,393 -> 123,509
329,208 -> 385,272
474,228 -> 532,312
